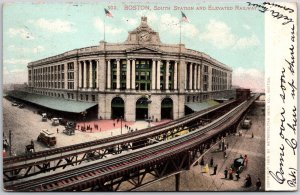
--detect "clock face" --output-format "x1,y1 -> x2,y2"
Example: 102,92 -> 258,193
139,31 -> 151,42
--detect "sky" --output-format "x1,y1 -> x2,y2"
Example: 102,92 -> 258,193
3,2 -> 265,92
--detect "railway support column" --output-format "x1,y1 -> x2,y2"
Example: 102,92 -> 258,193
175,173 -> 180,191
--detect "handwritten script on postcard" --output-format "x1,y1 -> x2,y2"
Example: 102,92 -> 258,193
252,1 -> 298,191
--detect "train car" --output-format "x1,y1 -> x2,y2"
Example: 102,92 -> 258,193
236,88 -> 251,101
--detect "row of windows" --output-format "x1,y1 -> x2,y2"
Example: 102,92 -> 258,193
186,94 -> 209,103
30,63 -> 74,83
212,68 -> 228,91
32,90 -> 97,102
33,81 -> 65,89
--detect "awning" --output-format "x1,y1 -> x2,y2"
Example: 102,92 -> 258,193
185,100 -> 220,112
7,90 -> 97,113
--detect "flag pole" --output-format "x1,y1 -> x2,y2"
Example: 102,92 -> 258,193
104,15 -> 106,42
179,20 -> 182,45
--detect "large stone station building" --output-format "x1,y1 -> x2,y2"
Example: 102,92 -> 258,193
27,16 -> 234,121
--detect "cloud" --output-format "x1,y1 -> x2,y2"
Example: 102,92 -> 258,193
8,45 -> 45,54
232,67 -> 265,92
199,19 -> 260,49
32,18 -> 75,33
122,17 -> 138,26
182,23 -> 199,38
4,58 -> 31,65
94,17 -> 124,35
3,67 -> 28,84
154,13 -> 199,38
8,28 -> 34,40
233,34 -> 260,49
243,24 -> 251,30
199,20 -> 236,49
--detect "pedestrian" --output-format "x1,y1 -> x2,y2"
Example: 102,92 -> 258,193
136,128 -> 138,131
224,167 -> 228,179
57,128 -> 59,133
252,132 -> 254,138
244,155 -> 248,168
256,178 -> 262,191
200,157 -> 205,166
210,157 -> 214,167
227,143 -> 229,149
204,163 -> 209,173
224,144 -> 227,150
244,174 -> 252,187
222,141 -> 225,151
212,164 -> 218,175
229,168 -> 233,180
224,151 -> 227,158
113,123 -> 115,127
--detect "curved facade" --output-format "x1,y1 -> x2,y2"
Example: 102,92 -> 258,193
28,17 -> 233,121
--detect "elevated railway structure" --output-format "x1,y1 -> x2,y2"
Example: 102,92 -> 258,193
4,99 -> 237,182
5,94 -> 259,191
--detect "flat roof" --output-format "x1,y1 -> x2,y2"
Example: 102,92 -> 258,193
185,100 -> 220,112
7,90 -> 97,113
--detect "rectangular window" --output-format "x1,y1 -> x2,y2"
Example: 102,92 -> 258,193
85,95 -> 88,101
92,95 -> 96,102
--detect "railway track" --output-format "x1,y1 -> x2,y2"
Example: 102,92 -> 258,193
5,96 -> 256,191
4,100 -> 237,181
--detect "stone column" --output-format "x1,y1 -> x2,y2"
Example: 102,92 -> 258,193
89,60 -> 93,88
156,60 -> 161,90
74,61 -> 78,90
201,64 -> 204,91
64,63 -> 68,89
96,60 -> 99,88
151,60 -> 156,90
174,61 -> 178,90
165,61 -> 170,90
116,59 -> 120,89
131,59 -> 136,89
78,61 -> 82,88
126,59 -> 131,89
189,63 -> 193,90
83,61 -> 87,88
193,64 -> 197,90
184,62 -> 187,90
208,66 -> 212,91
107,60 -> 111,89
198,64 -> 201,91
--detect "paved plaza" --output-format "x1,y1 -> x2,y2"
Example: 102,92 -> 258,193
2,97 -> 169,156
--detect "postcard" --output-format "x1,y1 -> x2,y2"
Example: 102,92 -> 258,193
2,0 -> 297,192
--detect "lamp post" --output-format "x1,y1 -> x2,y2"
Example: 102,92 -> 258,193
145,95 -> 152,127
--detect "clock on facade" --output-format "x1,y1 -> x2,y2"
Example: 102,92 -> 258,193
139,31 -> 151,42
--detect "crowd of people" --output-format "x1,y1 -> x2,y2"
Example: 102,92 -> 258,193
199,137 -> 262,191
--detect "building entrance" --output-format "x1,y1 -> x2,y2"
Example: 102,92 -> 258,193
136,97 -> 149,120
111,97 -> 124,119
161,98 -> 173,119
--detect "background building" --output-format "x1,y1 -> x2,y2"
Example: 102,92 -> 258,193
27,17 -> 234,121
